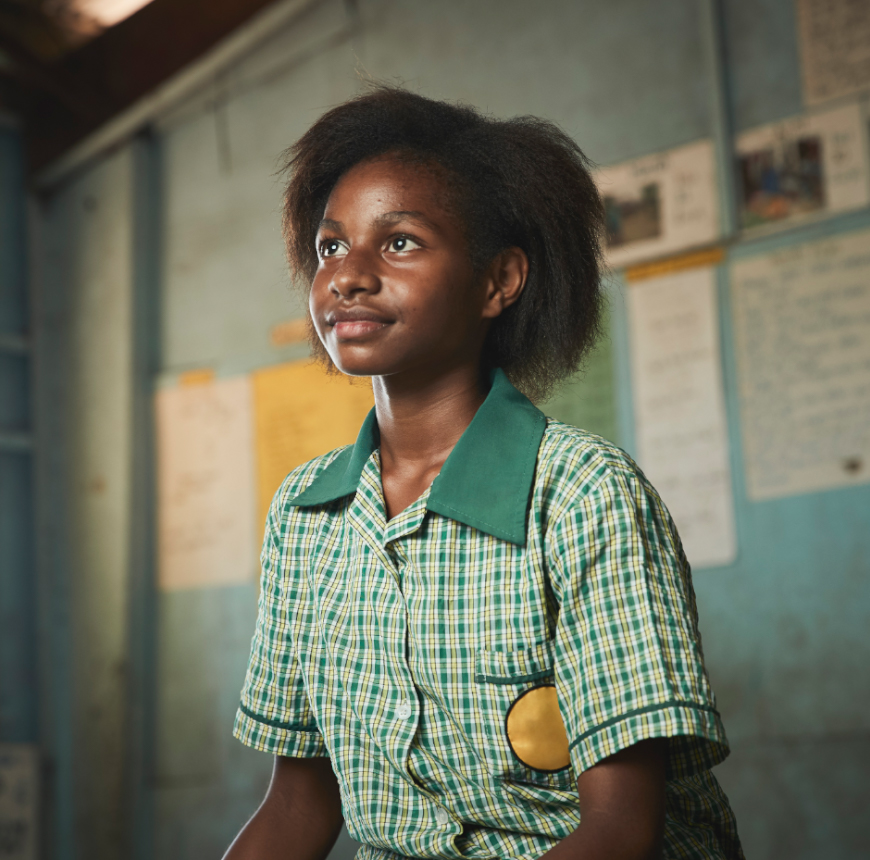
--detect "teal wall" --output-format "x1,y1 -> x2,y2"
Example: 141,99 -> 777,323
36,144 -> 139,859
30,0 -> 870,858
682,216 -> 870,857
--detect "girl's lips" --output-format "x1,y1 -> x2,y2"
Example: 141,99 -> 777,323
332,319 -> 390,338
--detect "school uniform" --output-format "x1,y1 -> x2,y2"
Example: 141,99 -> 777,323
234,369 -> 743,859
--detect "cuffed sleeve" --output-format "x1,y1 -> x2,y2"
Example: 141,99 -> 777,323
232,501 -> 327,758
546,464 -> 729,779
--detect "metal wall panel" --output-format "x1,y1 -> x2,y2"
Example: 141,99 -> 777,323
34,145 -> 136,859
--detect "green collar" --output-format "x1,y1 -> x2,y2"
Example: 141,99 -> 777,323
288,369 -> 547,545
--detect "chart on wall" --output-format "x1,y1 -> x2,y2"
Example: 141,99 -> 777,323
156,375 -> 257,590
252,360 -> 374,529
735,102 -> 870,232
732,228 -> 870,501
796,0 -> 870,105
596,140 -> 719,269
0,745 -> 38,860
627,263 -> 736,569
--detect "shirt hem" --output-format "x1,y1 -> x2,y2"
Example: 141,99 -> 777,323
568,701 -> 729,778
568,699 -> 718,750
239,701 -> 321,732
233,706 -> 328,758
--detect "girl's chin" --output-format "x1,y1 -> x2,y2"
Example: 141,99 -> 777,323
327,344 -> 406,378
328,355 -> 393,378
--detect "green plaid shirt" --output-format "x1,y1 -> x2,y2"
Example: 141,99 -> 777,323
234,370 -> 743,859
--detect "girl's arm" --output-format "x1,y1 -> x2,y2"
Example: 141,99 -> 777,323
222,755 -> 343,860
541,739 -> 667,860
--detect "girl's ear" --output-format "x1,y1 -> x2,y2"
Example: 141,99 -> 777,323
481,247 -> 529,319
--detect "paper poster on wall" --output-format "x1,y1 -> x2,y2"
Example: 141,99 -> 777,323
541,306 -> 617,444
796,0 -> 870,105
596,140 -> 719,269
731,228 -> 870,500
156,375 -> 257,590
628,264 -> 736,569
253,360 -> 374,529
0,744 -> 38,860
736,102 -> 869,231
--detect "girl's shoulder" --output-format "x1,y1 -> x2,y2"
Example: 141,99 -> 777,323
536,418 -> 652,508
268,445 -> 353,519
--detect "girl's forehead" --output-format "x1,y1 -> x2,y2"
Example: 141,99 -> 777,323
326,155 -> 459,217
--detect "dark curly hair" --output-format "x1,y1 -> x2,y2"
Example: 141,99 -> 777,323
281,86 -> 606,402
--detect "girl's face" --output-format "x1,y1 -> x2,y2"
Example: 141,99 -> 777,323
310,156 -> 506,382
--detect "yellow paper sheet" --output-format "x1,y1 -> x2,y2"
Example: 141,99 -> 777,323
253,360 -> 374,529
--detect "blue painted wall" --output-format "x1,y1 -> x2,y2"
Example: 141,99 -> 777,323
30,0 -> 870,857
689,213 -> 870,857
36,143 -> 140,860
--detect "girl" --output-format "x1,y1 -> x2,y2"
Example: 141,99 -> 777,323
225,87 -> 742,860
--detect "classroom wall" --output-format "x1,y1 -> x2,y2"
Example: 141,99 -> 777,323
35,146 -> 139,858
30,0 -> 870,858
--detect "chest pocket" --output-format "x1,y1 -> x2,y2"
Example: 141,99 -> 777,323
473,641 -> 575,790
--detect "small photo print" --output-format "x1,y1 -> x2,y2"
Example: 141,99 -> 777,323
604,183 -> 662,248
738,135 -> 825,228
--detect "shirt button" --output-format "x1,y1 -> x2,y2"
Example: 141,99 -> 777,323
435,808 -> 449,826
397,699 -> 412,719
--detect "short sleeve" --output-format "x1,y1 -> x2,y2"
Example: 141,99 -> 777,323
233,501 -> 327,758
546,464 -> 729,779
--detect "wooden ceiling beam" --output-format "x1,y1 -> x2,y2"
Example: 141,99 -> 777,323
22,0 -> 282,171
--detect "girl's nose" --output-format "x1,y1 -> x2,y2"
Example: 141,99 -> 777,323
330,250 -> 380,297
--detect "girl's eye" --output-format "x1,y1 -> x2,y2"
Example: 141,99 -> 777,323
388,236 -> 421,253
319,239 -> 347,258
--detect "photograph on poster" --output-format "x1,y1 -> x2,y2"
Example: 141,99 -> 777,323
736,102 -> 870,232
604,183 -> 661,248
738,134 -> 824,227
595,140 -> 718,269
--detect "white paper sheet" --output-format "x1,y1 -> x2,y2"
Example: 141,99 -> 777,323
736,102 -> 870,232
156,375 -> 257,590
796,0 -> 870,105
628,266 -> 736,568
597,140 -> 719,269
0,745 -> 38,860
731,228 -> 870,500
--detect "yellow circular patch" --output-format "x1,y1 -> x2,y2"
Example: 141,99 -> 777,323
505,684 -> 570,772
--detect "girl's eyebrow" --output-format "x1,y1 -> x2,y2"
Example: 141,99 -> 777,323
372,210 -> 441,232
317,211 -> 442,234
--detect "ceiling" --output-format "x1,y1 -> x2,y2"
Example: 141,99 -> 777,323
0,0 -> 280,171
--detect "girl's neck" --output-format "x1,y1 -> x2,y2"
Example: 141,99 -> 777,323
372,363 -> 488,517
